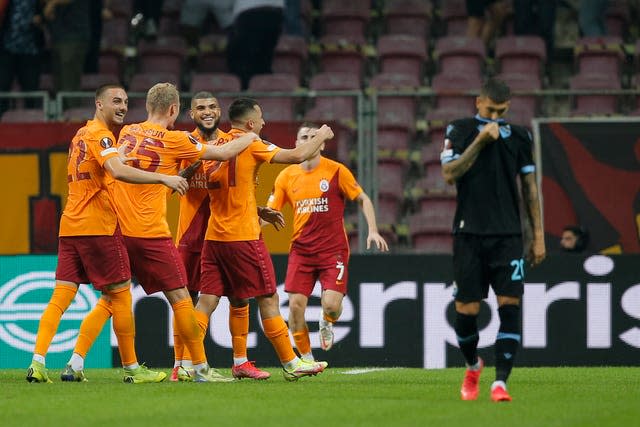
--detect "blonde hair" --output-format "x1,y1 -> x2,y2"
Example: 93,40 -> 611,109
146,82 -> 179,114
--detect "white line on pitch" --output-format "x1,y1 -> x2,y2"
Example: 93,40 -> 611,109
341,368 -> 394,375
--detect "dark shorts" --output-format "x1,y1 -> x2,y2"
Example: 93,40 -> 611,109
466,0 -> 497,17
56,233 -> 130,290
453,234 -> 524,302
124,237 -> 188,295
284,249 -> 349,296
178,246 -> 202,292
200,239 -> 277,299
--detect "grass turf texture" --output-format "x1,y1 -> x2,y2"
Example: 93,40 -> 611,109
1,367 -> 638,427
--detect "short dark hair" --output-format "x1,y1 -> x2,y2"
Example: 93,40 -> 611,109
192,91 -> 216,102
95,83 -> 125,100
563,225 -> 589,252
298,121 -> 319,131
228,97 -> 258,123
480,79 -> 511,104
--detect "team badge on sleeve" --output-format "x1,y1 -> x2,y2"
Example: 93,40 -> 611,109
100,137 -> 114,148
319,179 -> 330,192
187,134 -> 203,150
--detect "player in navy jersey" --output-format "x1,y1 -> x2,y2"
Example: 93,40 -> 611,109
441,79 -> 546,402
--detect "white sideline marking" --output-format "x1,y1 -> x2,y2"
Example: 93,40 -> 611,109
341,368 -> 393,375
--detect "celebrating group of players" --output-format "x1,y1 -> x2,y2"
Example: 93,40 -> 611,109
26,81 -> 388,384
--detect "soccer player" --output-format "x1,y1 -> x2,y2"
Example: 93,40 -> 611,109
63,83 -> 259,383
267,123 -> 389,360
440,79 -> 546,402
26,83 -> 188,384
170,92 -> 283,381
196,98 -> 334,381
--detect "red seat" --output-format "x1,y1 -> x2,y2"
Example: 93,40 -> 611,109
497,72 -> 542,118
417,164 -> 452,195
109,0 -> 132,18
377,159 -> 405,201
605,0 -> 630,37
247,73 -> 299,122
123,106 -> 148,124
384,0 -> 432,39
431,73 -> 482,111
574,36 -> 624,77
377,34 -> 427,77
569,72 -> 620,116
377,129 -> 411,151
434,36 -> 486,77
377,195 -> 401,224
411,232 -> 453,253
495,36 -> 546,77
420,141 -> 442,167
272,35 -> 308,83
197,34 -> 228,73
128,72 -> 180,107
80,73 -> 121,91
319,34 -> 366,80
304,72 -> 360,123
62,107 -> 95,122
321,0 -> 371,37
98,53 -> 122,76
0,109 -> 47,123
137,36 -> 186,75
440,0 -> 467,36
189,73 -> 241,120
158,15 -> 182,36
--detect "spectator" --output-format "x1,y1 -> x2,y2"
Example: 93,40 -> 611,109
44,0 -> 90,100
227,0 -> 284,90
513,0 -> 558,55
180,0 -> 233,54
133,0 -> 164,40
560,225 -> 589,253
579,0 -> 609,36
284,0 -> 303,36
84,0 -> 112,73
466,0 -> 509,48
0,0 -> 44,114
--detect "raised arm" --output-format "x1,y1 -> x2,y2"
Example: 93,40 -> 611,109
442,122 -> 499,184
271,125 -> 334,164
104,157 -> 189,195
356,192 -> 389,251
521,172 -> 546,266
200,132 -> 258,161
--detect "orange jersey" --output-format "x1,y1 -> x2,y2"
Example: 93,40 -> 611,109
59,119 -> 120,237
113,121 -> 207,238
175,129 -> 232,251
267,156 -> 363,255
204,128 -> 281,241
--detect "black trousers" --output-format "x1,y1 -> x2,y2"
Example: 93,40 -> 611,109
0,49 -> 42,113
227,7 -> 284,90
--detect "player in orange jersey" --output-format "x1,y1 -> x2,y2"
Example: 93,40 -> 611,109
65,83 -> 259,383
196,97 -> 335,381
267,123 -> 389,361
170,91 -> 282,381
27,84 -> 188,384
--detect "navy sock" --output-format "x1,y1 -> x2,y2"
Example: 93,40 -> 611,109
455,312 -> 479,367
495,304 -> 521,383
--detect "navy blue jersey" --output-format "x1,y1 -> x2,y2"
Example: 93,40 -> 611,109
440,115 -> 535,236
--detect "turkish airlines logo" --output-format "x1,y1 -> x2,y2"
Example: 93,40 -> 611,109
0,272 -> 99,352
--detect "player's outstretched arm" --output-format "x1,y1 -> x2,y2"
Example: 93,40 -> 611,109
201,132 -> 258,161
104,157 -> 189,195
271,124 -> 334,164
442,122 -> 499,184
356,192 -> 389,252
521,172 -> 546,266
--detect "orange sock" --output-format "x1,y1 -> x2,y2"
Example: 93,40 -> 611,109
109,285 -> 137,366
323,312 -> 338,323
292,327 -> 311,356
74,298 -> 112,358
194,309 -> 209,339
229,305 -> 249,359
34,283 -> 77,356
173,316 -> 184,363
172,298 -> 206,365
262,316 -> 296,364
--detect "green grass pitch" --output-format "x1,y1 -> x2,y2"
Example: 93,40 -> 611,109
1,366 -> 639,427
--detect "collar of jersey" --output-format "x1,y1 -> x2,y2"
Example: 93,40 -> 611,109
475,114 -> 506,124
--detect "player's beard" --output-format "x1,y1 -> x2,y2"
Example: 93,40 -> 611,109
196,120 -> 219,140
